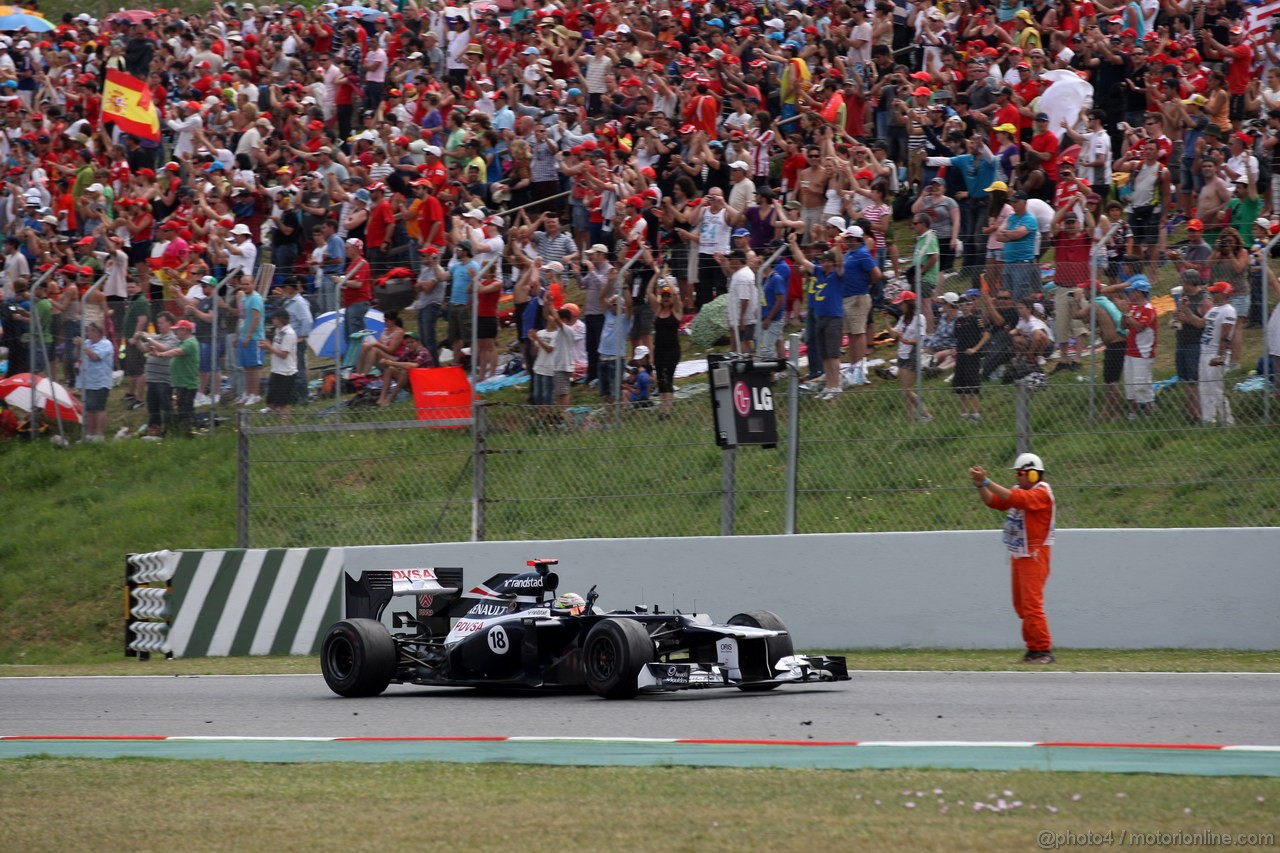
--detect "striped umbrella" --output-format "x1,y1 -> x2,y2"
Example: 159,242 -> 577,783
0,9 -> 53,32
0,375 -> 83,422
307,311 -> 348,359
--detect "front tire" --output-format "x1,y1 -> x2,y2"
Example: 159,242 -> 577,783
582,618 -> 655,699
727,610 -> 794,691
321,618 -> 398,697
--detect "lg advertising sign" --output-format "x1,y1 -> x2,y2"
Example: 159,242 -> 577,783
709,354 -> 779,448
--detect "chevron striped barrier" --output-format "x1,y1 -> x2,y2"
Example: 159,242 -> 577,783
124,548 -> 346,659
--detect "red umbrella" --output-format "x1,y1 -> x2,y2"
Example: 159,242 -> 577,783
0,372 -> 37,395
107,10 -> 156,25
0,375 -> 83,423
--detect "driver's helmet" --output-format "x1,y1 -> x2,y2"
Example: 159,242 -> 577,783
553,592 -> 586,616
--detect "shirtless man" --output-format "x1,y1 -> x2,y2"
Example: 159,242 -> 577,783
1196,159 -> 1232,238
1074,291 -> 1127,421
795,142 -> 832,242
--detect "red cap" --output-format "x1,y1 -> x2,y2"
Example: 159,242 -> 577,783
1208,281 -> 1234,295
1186,218 -> 1204,231
137,167 -> 155,178
892,291 -> 918,304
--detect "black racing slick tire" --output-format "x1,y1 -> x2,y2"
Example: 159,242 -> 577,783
582,618 -> 655,700
321,618 -> 398,697
727,610 -> 794,691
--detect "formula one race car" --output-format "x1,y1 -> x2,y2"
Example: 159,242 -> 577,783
321,559 -> 848,700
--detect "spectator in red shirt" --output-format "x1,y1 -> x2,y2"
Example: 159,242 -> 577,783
1203,25 -> 1253,126
341,237 -> 373,338
1050,206 -> 1092,371
1025,112 -> 1059,193
364,183 -> 397,269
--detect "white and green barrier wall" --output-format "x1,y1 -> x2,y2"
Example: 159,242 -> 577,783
125,528 -> 1280,657
127,548 -> 345,658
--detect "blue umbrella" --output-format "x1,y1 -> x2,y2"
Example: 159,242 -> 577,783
307,311 -> 348,359
362,307 -> 385,337
325,6 -> 386,23
0,12 -> 54,32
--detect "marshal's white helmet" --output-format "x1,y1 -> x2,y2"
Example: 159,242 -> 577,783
1011,452 -> 1045,472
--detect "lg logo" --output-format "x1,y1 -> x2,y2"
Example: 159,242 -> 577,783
733,380 -> 773,416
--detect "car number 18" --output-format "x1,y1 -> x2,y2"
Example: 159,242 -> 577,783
488,625 -> 510,655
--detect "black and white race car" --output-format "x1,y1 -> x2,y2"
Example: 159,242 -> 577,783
321,559 -> 848,700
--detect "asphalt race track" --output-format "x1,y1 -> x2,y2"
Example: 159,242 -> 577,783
3,671 -> 1277,744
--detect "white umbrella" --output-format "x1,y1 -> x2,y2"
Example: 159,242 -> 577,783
0,376 -> 83,423
307,311 -> 348,359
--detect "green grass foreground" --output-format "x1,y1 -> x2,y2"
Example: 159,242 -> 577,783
0,760 -> 1275,853
3,648 -> 1276,675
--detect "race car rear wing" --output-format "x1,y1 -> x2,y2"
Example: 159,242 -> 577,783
345,568 -> 468,636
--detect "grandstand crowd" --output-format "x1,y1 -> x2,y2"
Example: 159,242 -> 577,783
0,0 -> 1278,439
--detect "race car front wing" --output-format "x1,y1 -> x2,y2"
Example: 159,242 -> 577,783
637,654 -> 850,692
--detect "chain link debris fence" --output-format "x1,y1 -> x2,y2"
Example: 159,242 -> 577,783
239,372 -> 1279,547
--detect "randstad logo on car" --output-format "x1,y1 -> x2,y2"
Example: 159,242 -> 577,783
504,577 -> 543,589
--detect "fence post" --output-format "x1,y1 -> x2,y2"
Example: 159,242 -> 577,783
236,411 -> 250,548
1087,224 -> 1121,429
472,402 -> 486,542
1015,382 -> 1032,454
721,445 -> 736,536
784,332 -> 801,535
1262,245 -> 1279,427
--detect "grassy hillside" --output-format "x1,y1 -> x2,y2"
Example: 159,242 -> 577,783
0,436 -> 236,663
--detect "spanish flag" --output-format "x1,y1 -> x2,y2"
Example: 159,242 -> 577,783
102,70 -> 160,142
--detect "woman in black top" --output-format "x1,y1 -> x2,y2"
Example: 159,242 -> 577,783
953,294 -> 990,421
647,270 -> 685,417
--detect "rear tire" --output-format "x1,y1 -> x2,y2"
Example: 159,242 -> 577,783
727,610 -> 794,691
321,618 -> 398,697
582,618 -> 655,699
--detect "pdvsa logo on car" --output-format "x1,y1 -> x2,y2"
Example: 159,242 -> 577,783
391,568 -> 442,593
733,380 -> 772,416
392,568 -> 437,581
